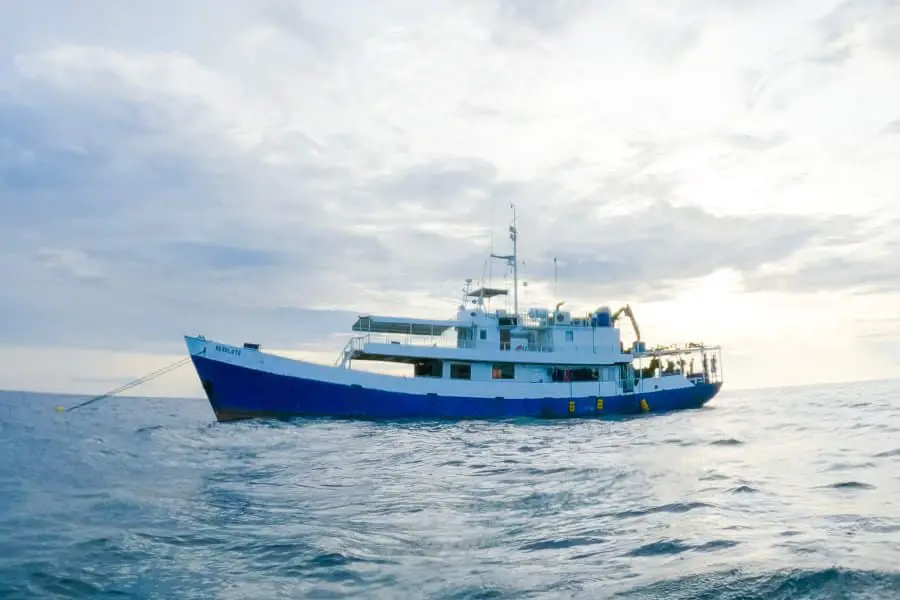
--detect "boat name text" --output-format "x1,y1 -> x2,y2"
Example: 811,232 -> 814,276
215,345 -> 241,356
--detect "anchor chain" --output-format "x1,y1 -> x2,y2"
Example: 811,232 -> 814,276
57,356 -> 192,412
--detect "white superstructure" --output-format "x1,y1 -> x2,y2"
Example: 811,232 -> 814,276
326,206 -> 722,397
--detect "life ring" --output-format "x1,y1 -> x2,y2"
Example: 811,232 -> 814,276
515,344 -> 524,351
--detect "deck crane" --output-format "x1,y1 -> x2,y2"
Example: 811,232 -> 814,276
611,304 -> 641,342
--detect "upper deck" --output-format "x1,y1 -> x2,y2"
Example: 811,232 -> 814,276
339,303 -> 637,367
335,304 -> 722,391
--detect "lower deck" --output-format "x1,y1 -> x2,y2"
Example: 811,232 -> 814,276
413,357 -> 624,384
349,353 -> 626,384
346,352 -> 721,393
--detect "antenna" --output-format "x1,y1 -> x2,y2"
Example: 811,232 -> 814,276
511,203 -> 518,316
554,256 -> 558,301
489,203 -> 519,316
487,229 -> 494,287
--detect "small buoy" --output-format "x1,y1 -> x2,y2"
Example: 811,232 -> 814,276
55,406 -> 65,412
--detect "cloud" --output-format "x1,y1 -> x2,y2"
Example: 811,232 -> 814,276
162,242 -> 282,270
816,0 -> 900,58
2,0 -> 900,394
744,225 -> 900,294
494,0 -> 597,34
721,133 -> 789,153
375,157 -> 498,211
518,200 -> 863,302
0,39 -> 892,353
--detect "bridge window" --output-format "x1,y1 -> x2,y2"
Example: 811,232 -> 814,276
479,329 -> 487,340
450,363 -> 471,379
492,363 -> 515,379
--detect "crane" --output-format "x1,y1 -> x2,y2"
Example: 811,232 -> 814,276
611,304 -> 641,342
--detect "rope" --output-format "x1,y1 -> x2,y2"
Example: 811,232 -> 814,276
57,356 -> 192,412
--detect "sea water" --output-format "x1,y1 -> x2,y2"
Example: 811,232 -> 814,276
1,379 -> 899,598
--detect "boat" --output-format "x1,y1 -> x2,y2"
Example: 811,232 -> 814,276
184,207 -> 724,422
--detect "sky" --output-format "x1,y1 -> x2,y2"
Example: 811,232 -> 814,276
1,0 -> 899,397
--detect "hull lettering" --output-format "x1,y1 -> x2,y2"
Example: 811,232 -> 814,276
215,345 -> 241,357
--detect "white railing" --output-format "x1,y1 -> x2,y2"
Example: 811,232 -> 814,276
335,332 -> 722,371
348,333 -> 463,349
337,333 -> 622,356
334,334 -> 463,366
631,344 -> 724,384
498,313 -> 612,329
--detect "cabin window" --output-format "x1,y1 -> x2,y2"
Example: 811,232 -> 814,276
565,330 -> 574,342
548,367 -> 597,382
570,368 -> 598,381
414,359 -> 442,378
492,363 -> 515,379
479,329 -> 487,340
450,363 -> 471,379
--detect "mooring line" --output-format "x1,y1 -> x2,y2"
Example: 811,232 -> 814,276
57,356 -> 192,412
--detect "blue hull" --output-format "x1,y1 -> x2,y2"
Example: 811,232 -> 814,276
191,355 -> 722,422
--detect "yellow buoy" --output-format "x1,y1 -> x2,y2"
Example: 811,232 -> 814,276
596,398 -> 604,410
55,406 -> 65,412
640,398 -> 649,412
568,400 -> 575,414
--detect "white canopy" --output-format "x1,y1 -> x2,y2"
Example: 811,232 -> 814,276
351,315 -> 468,336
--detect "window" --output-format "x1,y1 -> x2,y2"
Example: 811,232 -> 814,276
479,329 -> 487,340
492,363 -> 515,379
414,359 -> 442,378
450,363 -> 471,379
565,330 -> 574,342
569,368 -> 598,381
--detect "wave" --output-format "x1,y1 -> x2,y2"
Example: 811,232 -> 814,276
611,567 -> 900,599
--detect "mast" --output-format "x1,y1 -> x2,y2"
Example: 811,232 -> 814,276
511,203 -> 518,317
553,256 -> 558,301
489,203 -> 519,316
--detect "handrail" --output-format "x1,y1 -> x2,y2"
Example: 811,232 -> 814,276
346,333 -> 622,355
337,333 -> 721,368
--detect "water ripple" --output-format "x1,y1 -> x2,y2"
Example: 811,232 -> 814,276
2,381 -> 900,597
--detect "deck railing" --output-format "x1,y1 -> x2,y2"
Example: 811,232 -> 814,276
335,334 -> 724,382
336,336 -> 724,384
338,333 -> 623,356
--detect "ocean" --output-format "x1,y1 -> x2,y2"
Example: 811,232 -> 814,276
1,379 -> 899,599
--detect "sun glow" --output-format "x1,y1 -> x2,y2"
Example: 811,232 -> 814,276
647,269 -> 753,344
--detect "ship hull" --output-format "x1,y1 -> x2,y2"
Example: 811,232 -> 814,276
187,339 -> 722,422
